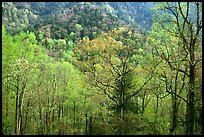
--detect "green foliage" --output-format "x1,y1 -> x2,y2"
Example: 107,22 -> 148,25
2,2 -> 40,35
2,2 -> 202,135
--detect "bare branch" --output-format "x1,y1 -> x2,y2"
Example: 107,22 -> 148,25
165,2 -> 189,46
165,57 -> 190,77
155,44 -> 190,77
123,74 -> 154,105
144,97 -> 151,108
194,58 -> 202,67
95,77 -> 118,91
159,93 -> 171,99
162,70 -> 188,104
94,82 -> 119,106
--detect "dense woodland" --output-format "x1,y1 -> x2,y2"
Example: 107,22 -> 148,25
2,2 -> 202,135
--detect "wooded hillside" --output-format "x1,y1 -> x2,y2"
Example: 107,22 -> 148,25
2,2 -> 202,135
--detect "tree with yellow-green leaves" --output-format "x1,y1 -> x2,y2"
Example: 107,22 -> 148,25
74,27 -> 160,134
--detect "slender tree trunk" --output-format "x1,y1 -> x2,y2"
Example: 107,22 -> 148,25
77,117 -> 80,133
46,88 -> 50,134
23,91 -> 32,134
51,74 -> 56,134
155,95 -> 159,124
15,75 -> 20,135
89,116 -> 93,135
4,75 -> 9,134
135,96 -> 139,114
170,96 -> 178,135
66,106 -> 69,130
51,109 -> 55,134
58,100 -> 61,135
73,101 -> 76,135
141,91 -> 146,115
19,82 -> 26,135
118,74 -> 125,135
61,98 -> 64,134
39,106 -> 43,134
85,113 -> 88,135
169,70 -> 179,135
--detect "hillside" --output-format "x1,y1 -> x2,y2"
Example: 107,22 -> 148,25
2,2 -> 202,135
2,2 -> 155,35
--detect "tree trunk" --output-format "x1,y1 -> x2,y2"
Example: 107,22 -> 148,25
186,36 -> 196,135
51,109 -> 55,134
141,92 -> 146,115
15,75 -> 20,135
169,70 -> 179,135
19,84 -> 26,135
85,113 -> 88,135
170,97 -> 178,135
73,101 -> 76,135
89,116 -> 93,135
23,92 -> 32,134
58,100 -> 61,135
186,64 -> 195,135
154,95 -> 159,123
39,106 -> 43,135
4,75 -> 9,134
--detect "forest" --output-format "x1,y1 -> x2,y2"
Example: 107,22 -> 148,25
2,2 -> 202,135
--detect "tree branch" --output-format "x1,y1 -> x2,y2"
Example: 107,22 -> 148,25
94,82 -> 119,106
154,45 -> 190,77
162,70 -> 188,104
159,93 -> 171,99
194,58 -> 202,66
123,74 -> 154,106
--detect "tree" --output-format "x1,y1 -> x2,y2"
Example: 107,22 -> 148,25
74,27 -> 159,134
2,27 -> 49,134
151,2 -> 202,135
75,24 -> 83,40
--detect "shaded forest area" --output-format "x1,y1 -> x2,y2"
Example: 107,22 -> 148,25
2,2 -> 202,135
